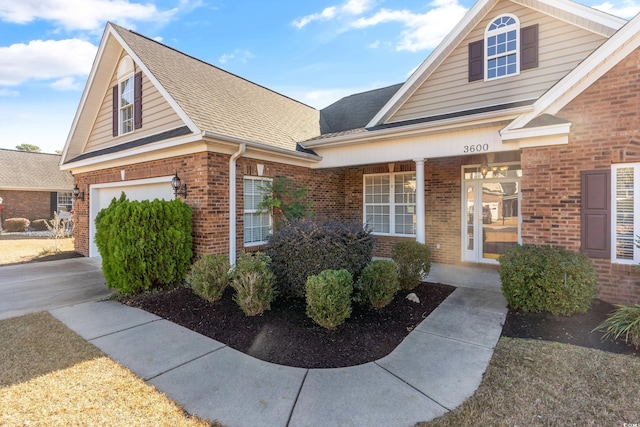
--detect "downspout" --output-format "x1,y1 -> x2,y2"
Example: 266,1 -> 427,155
229,143 -> 246,266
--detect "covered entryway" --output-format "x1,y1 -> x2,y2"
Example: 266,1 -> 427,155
89,176 -> 174,257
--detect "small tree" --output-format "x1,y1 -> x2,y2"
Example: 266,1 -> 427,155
45,211 -> 74,253
15,144 -> 41,152
257,177 -> 314,228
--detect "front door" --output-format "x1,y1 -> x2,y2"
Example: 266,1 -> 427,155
462,164 -> 521,263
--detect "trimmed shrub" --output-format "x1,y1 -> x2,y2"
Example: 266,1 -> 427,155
94,193 -> 193,294
186,254 -> 230,302
265,217 -> 373,298
357,259 -> 400,309
30,219 -> 49,231
498,245 -> 597,316
392,241 -> 432,290
305,269 -> 353,329
594,304 -> 640,349
3,218 -> 30,232
231,252 -> 276,316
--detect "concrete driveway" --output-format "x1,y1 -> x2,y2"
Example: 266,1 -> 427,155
0,257 -> 112,320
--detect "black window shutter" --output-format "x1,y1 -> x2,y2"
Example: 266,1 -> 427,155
134,71 -> 142,129
581,169 -> 611,258
521,24 -> 539,71
468,39 -> 484,82
50,192 -> 57,217
112,85 -> 118,137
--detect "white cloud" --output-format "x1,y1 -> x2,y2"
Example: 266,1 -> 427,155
219,49 -> 255,65
51,76 -> 84,91
0,88 -> 19,96
0,39 -> 97,86
352,0 -> 468,52
0,0 -> 179,31
592,1 -> 640,18
292,0 -> 376,29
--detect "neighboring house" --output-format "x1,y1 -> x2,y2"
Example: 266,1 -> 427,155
0,149 -> 74,226
61,0 -> 640,305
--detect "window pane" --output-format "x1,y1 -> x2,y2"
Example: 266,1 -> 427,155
395,205 -> 416,235
243,178 -> 272,244
616,167 -> 634,260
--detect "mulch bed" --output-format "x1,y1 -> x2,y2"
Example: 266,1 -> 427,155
121,281 -> 639,368
120,283 -> 455,368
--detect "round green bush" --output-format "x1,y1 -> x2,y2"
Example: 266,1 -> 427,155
391,240 -> 432,290
186,254 -> 230,302
358,259 -> 399,308
305,269 -> 353,329
231,252 -> 276,316
498,245 -> 597,316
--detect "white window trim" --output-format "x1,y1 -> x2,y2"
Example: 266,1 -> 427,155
611,163 -> 640,264
118,75 -> 134,135
243,176 -> 273,247
484,13 -> 520,81
363,172 -> 416,237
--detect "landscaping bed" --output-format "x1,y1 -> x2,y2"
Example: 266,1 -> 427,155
121,282 -> 455,368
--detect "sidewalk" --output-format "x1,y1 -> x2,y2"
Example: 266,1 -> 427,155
50,264 -> 507,427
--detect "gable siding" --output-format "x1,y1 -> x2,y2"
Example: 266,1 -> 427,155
84,51 -> 185,154
389,2 -> 607,124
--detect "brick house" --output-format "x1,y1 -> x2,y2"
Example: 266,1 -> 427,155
61,0 -> 640,304
0,149 -> 74,227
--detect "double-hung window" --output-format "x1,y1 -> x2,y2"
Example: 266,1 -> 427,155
57,192 -> 73,213
364,172 -> 416,236
486,14 -> 519,80
244,177 -> 272,246
613,164 -> 639,263
119,75 -> 134,135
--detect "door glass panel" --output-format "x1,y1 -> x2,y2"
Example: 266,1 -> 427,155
466,186 -> 475,251
482,181 -> 519,260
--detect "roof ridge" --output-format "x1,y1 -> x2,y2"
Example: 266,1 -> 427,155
109,22 -> 317,111
0,148 -> 61,156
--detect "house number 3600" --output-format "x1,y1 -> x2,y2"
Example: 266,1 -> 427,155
463,144 -> 489,153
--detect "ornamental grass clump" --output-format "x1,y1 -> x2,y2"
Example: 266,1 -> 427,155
305,269 -> 353,329
3,218 -> 30,232
498,244 -> 597,316
357,259 -> 399,309
594,304 -> 640,349
265,217 -> 373,299
392,240 -> 432,290
230,252 -> 276,316
186,254 -> 230,302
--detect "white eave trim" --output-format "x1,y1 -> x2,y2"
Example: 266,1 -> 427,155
307,104 -> 534,149
500,122 -> 571,141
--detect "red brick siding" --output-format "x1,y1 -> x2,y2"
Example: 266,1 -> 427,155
521,47 -> 640,304
0,190 -> 53,224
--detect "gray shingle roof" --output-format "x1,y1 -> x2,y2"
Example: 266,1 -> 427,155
111,24 -> 320,152
0,149 -> 74,191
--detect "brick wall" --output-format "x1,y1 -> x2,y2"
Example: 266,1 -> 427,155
521,47 -> 640,304
0,190 -> 53,225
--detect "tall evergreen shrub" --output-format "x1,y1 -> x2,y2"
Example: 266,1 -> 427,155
94,193 -> 192,294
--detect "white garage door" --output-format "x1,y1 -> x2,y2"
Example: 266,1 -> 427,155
89,176 -> 175,257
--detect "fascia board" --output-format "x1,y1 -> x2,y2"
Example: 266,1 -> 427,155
514,0 -> 626,33
500,122 -> 571,141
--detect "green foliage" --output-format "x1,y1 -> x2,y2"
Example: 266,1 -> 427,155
305,269 -> 353,329
257,177 -> 314,228
498,245 -> 597,316
186,254 -> 230,302
3,218 -> 30,232
265,217 -> 373,298
594,304 -> 640,349
94,193 -> 193,294
392,240 -> 432,290
231,252 -> 276,316
357,259 -> 400,309
15,143 -> 41,152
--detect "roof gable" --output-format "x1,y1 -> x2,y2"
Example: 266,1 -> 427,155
367,0 -> 626,128
0,149 -> 73,191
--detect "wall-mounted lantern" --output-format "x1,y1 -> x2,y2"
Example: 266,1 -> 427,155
72,185 -> 85,201
171,172 -> 187,198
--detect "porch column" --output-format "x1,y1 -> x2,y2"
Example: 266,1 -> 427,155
414,158 -> 426,244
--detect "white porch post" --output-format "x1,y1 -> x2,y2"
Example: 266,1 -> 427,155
414,158 -> 426,244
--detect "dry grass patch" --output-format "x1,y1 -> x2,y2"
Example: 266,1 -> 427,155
421,338 -> 640,426
0,234 -> 74,265
0,312 -> 216,427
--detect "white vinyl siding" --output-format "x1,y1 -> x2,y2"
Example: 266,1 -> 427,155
613,164 -> 638,263
364,173 -> 416,236
244,177 -> 272,246
388,3 -> 607,124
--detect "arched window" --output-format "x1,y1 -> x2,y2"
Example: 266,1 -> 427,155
485,14 -> 520,80
112,56 -> 142,136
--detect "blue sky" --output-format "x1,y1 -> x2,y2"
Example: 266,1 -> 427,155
0,0 -> 638,154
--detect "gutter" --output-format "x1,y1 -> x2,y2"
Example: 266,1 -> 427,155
229,143 -> 246,266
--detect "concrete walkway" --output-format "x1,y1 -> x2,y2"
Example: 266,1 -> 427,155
46,262 -> 506,427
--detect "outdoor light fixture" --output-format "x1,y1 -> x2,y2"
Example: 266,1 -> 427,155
72,185 -> 85,201
171,172 -> 187,198
479,158 -> 490,178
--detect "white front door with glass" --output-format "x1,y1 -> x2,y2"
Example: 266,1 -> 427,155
462,164 -> 522,263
